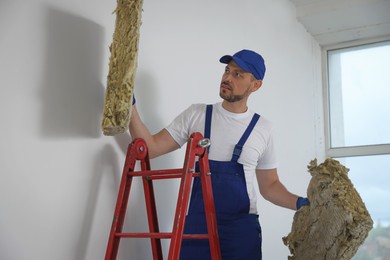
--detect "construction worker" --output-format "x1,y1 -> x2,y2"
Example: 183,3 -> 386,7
129,49 -> 309,259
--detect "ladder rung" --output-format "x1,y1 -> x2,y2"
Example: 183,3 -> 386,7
129,168 -> 183,176
148,174 -> 184,180
129,169 -> 200,179
148,173 -> 200,180
116,232 -> 172,239
115,232 -> 210,240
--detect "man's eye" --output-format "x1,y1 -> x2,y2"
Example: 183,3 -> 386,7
235,72 -> 242,77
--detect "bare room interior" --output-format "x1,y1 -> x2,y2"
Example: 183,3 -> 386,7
0,0 -> 389,259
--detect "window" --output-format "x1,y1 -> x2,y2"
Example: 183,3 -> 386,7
325,39 -> 390,259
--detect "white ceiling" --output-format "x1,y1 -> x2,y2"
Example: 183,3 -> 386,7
290,0 -> 390,46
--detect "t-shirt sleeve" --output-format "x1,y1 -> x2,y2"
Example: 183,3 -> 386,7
165,104 -> 204,147
256,125 -> 278,170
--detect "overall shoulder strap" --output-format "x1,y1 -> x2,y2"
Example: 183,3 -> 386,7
204,104 -> 213,139
231,113 -> 260,162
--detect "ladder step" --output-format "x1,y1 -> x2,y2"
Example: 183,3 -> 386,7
115,232 -> 210,240
130,168 -> 200,180
148,173 -> 200,180
129,169 -> 183,176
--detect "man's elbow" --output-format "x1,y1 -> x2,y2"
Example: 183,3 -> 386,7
258,180 -> 279,202
259,188 -> 272,202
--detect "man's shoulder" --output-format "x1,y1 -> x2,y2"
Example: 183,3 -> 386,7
177,103 -> 208,118
255,114 -> 274,133
185,103 -> 210,113
247,108 -> 273,128
257,114 -> 272,125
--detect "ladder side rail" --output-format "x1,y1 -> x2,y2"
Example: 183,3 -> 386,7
139,142 -> 163,260
105,142 -> 137,260
167,134 -> 201,260
198,151 -> 222,260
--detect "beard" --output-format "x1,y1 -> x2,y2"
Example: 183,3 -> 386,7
220,92 -> 246,102
220,85 -> 251,103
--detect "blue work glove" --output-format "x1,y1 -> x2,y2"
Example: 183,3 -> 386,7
296,197 -> 310,210
132,95 -> 136,105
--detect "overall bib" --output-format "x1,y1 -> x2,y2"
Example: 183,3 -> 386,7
180,105 -> 262,260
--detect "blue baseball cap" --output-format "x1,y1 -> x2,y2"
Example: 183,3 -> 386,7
219,49 -> 266,80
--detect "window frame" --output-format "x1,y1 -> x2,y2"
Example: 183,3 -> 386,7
322,36 -> 390,158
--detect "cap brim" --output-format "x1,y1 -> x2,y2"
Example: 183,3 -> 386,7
219,55 -> 233,64
220,55 -> 252,75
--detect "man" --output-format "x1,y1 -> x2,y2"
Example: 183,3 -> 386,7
129,49 -> 309,259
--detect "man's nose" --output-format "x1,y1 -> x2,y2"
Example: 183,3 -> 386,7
224,72 -> 232,82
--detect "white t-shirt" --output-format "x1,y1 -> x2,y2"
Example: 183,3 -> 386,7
165,102 -> 278,214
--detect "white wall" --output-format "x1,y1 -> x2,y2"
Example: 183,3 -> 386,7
0,0 -> 325,259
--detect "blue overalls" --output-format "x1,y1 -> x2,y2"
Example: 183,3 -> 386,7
180,105 -> 262,260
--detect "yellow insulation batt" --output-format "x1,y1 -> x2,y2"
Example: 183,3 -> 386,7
101,0 -> 143,136
283,158 -> 373,260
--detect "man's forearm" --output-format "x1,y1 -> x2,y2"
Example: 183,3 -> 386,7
128,106 -> 180,158
129,106 -> 153,142
257,169 -> 300,210
263,181 -> 299,210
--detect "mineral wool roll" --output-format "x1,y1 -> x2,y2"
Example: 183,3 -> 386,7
283,158 -> 373,260
101,0 -> 143,136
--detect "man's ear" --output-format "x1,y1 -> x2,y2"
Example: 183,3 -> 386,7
252,80 -> 263,92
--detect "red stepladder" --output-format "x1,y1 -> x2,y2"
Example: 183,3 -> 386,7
105,132 -> 221,260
